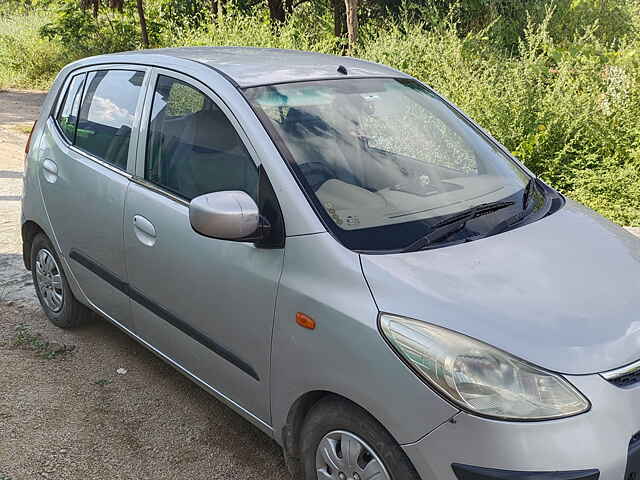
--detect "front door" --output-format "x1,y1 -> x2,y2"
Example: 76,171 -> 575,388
123,71 -> 284,425
39,67 -> 148,328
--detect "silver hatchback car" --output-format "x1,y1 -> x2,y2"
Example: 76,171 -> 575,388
22,47 -> 640,480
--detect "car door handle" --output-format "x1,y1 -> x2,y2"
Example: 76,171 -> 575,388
42,158 -> 58,183
133,215 -> 156,247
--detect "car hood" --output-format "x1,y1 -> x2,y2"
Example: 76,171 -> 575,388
361,200 -> 640,375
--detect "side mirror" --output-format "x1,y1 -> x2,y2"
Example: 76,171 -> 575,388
189,191 -> 259,240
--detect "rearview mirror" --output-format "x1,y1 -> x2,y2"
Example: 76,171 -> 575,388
189,191 -> 259,240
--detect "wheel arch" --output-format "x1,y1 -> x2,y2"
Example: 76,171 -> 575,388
282,390 -> 398,478
21,220 -> 46,270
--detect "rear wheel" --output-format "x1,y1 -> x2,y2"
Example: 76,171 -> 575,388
31,233 -> 91,328
300,397 -> 420,480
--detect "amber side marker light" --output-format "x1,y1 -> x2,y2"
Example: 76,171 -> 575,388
296,312 -> 316,330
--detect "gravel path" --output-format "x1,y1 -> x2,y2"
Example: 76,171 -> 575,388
0,90 -> 289,479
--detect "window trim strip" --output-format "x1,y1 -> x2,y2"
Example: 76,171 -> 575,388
131,176 -> 189,207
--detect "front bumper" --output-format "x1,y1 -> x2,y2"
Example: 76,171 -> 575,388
403,373 -> 640,480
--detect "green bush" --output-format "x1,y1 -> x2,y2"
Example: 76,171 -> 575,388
0,11 -> 66,89
159,3 -> 337,53
0,0 -> 638,225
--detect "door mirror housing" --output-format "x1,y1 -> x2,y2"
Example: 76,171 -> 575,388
189,191 -> 260,240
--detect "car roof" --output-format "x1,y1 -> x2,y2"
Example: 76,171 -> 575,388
107,46 -> 410,88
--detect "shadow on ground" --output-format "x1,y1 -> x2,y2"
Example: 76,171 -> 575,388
0,253 -> 35,305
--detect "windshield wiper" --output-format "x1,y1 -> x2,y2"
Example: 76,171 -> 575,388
401,200 -> 515,252
483,178 -> 547,238
522,177 -> 536,211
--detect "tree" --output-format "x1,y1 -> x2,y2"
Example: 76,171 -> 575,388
210,0 -> 224,23
134,0 -> 149,48
79,0 -> 149,48
79,0 -> 99,16
267,0 -> 292,23
266,0 -> 316,25
344,0 -> 358,52
331,0 -> 347,39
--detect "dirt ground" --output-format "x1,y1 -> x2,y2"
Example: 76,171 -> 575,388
0,90 -> 289,479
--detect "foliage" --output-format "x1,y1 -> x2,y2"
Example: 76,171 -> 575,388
94,378 -> 113,385
40,0 -> 163,55
14,323 -> 75,359
0,11 -> 65,89
0,0 -> 638,225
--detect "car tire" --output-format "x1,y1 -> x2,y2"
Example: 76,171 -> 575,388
31,233 -> 91,328
300,396 -> 421,480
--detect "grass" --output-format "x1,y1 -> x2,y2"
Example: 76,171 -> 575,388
14,323 -> 75,359
6,122 -> 35,134
0,11 -> 67,90
94,378 -> 113,386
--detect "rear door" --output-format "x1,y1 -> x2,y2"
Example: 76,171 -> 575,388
38,66 -> 149,328
123,69 -> 284,426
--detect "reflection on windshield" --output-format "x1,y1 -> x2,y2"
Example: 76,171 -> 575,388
247,78 -> 538,251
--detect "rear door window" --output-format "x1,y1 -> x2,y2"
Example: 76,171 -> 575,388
75,70 -> 145,170
55,73 -> 86,143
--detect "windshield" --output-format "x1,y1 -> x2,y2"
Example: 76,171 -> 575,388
246,78 -> 549,252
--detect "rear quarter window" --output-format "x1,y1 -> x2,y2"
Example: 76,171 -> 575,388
55,73 -> 86,143
75,69 -> 145,170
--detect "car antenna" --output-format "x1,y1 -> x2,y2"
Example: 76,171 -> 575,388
337,65 -> 348,75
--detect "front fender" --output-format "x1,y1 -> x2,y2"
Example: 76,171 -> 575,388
270,233 -> 458,447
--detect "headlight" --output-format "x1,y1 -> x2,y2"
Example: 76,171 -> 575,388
380,314 -> 589,420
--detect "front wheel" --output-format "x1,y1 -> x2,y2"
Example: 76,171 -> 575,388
300,397 -> 421,480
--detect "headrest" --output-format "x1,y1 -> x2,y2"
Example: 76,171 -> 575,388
189,108 -> 242,153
